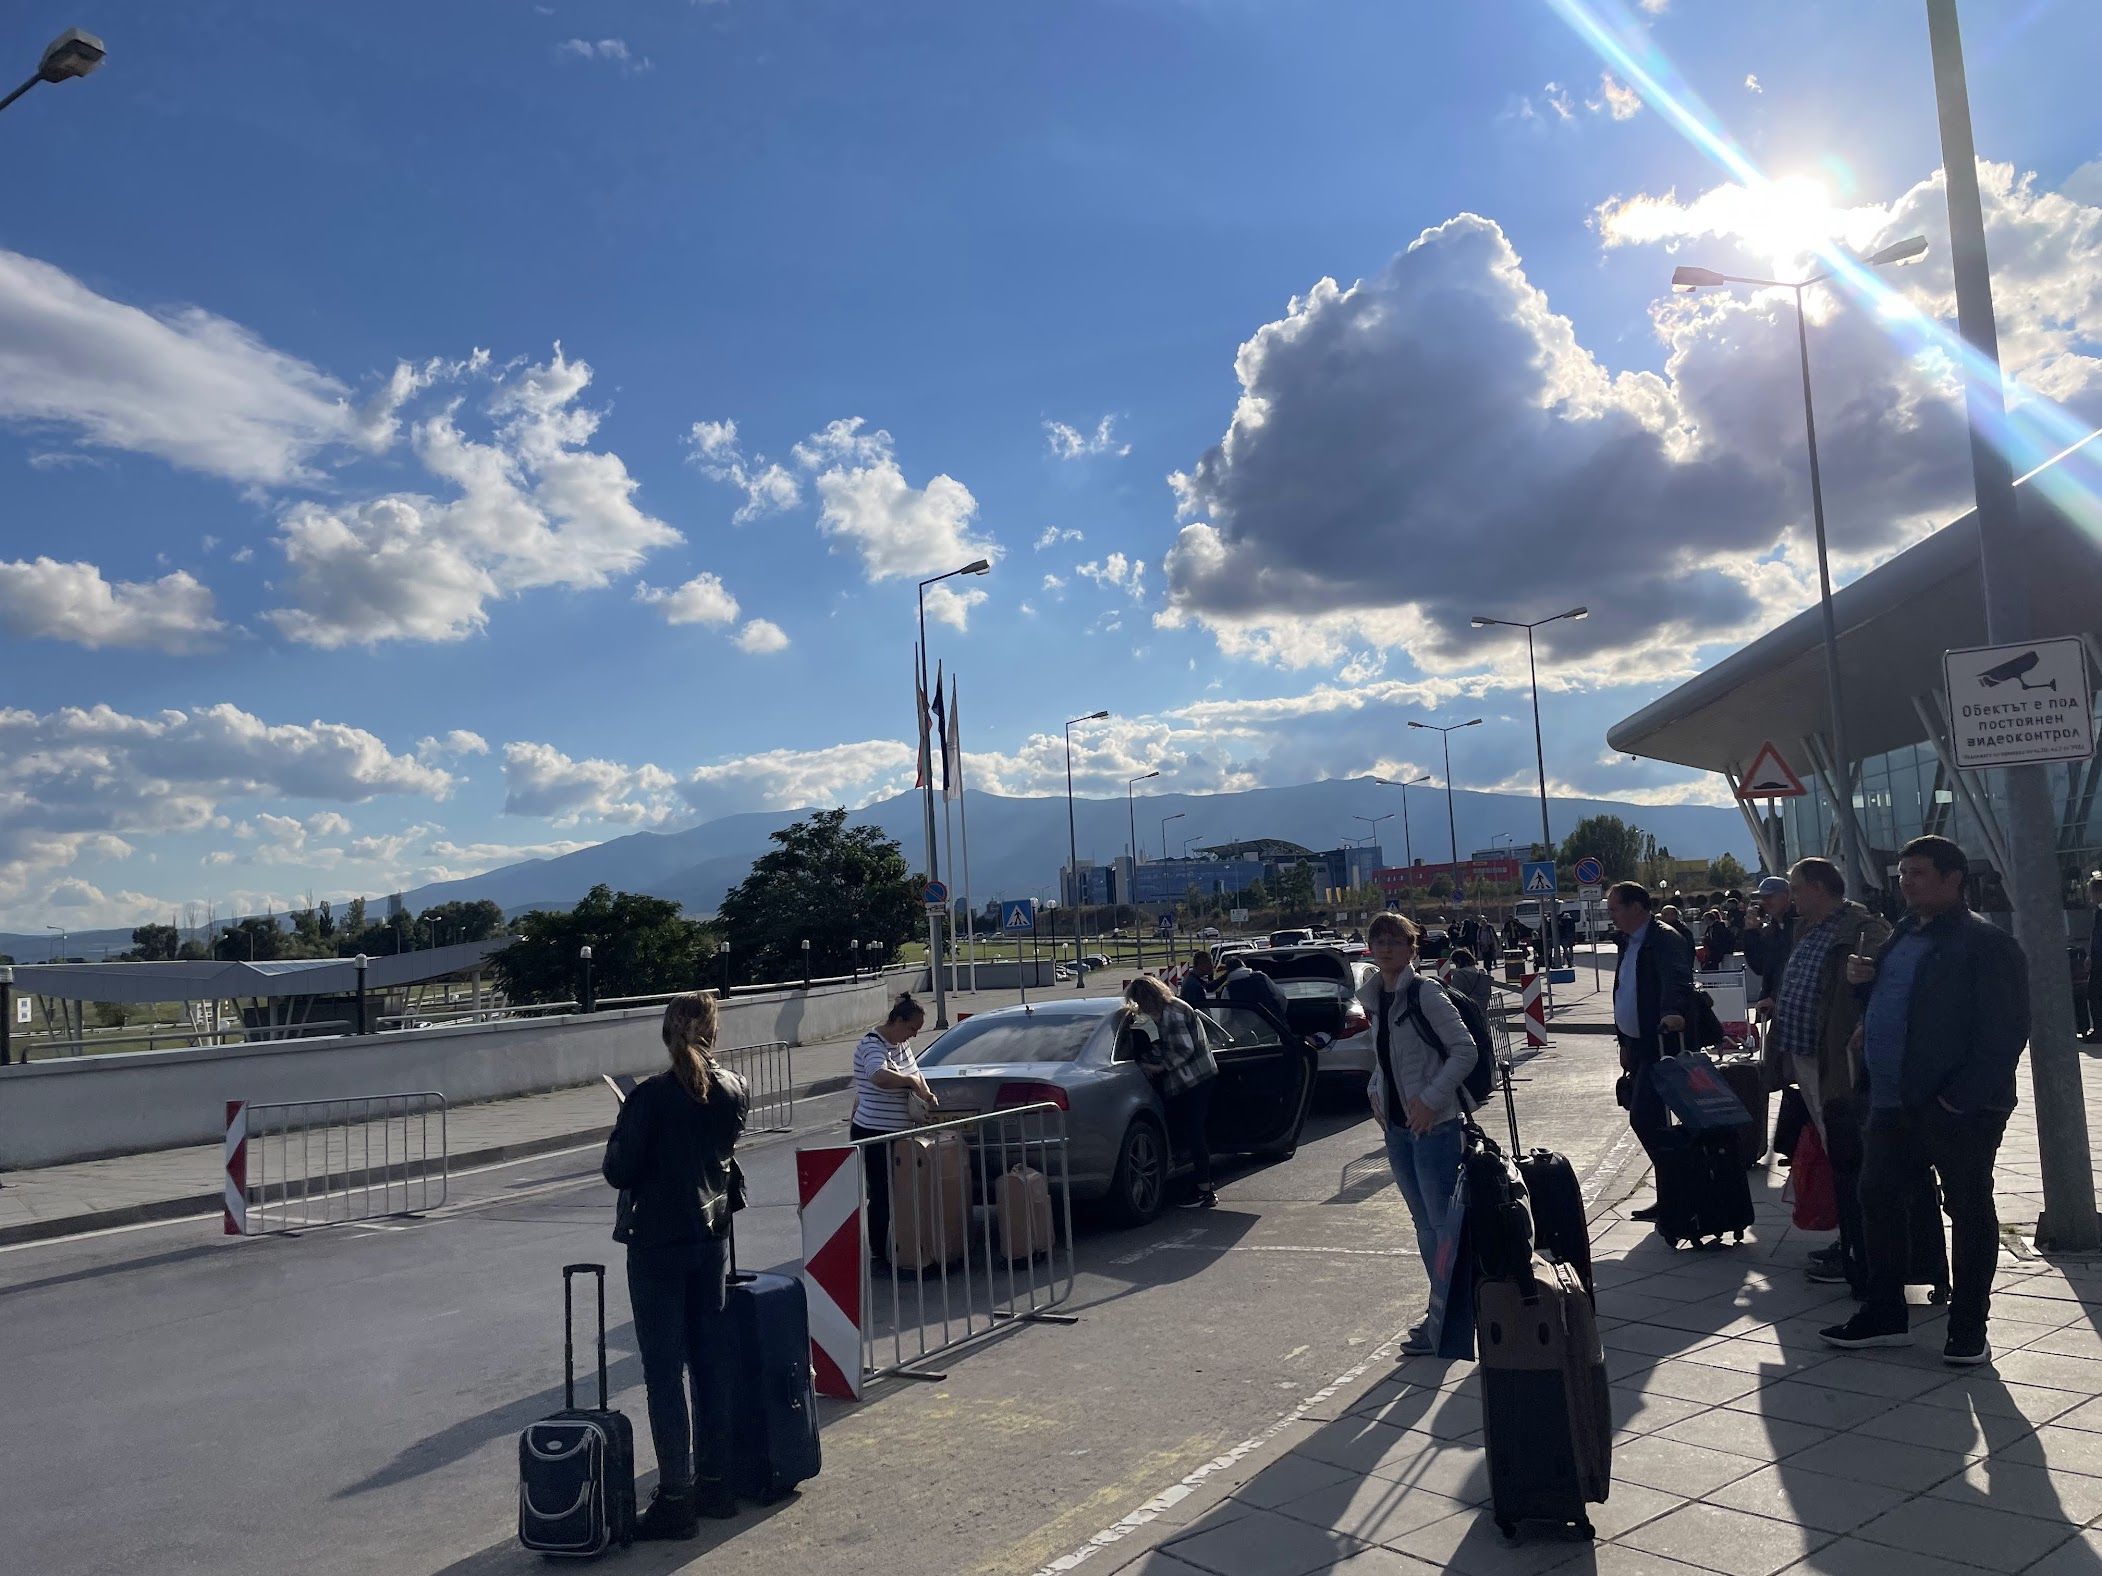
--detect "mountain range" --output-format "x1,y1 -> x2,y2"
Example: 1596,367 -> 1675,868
0,780 -> 1754,960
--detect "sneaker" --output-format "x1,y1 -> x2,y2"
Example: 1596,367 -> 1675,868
1806,1262 -> 1850,1285
1820,1309 -> 1912,1350
1400,1320 -> 1435,1355
1808,1243 -> 1843,1266
1944,1332 -> 1993,1367
636,1486 -> 700,1541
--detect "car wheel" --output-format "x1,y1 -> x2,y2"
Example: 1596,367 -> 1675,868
1110,1116 -> 1168,1227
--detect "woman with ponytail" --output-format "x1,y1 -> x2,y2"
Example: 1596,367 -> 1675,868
602,991 -> 750,1539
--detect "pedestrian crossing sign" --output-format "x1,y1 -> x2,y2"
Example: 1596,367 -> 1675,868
1522,861 -> 1556,896
1001,899 -> 1036,934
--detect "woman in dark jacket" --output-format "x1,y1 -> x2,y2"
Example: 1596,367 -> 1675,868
602,991 -> 750,1538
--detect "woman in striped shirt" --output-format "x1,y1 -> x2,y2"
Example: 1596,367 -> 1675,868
853,992 -> 938,1265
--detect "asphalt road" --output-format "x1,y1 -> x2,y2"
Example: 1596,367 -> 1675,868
2,1033 -> 1640,1576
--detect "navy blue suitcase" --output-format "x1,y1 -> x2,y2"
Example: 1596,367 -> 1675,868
519,1264 -> 637,1557
727,1242 -> 822,1503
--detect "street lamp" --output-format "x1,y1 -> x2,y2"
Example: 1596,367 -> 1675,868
1405,719 -> 1483,865
354,953 -> 370,1035
914,559 -> 993,1028
717,939 -> 731,995
801,937 -> 812,988
1126,772 -> 1160,867
44,924 -> 64,962
1669,238 -> 1927,891
0,28 -> 106,116
1471,606 -> 1587,861
1065,709 -> 1110,988
1161,810 -> 1185,868
578,945 -> 595,1012
1375,775 -> 1435,869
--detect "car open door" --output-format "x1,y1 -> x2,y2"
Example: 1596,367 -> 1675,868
1197,1003 -> 1317,1160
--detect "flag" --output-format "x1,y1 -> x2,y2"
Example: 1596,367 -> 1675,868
942,672 -> 962,803
914,647 -> 933,789
931,661 -> 950,798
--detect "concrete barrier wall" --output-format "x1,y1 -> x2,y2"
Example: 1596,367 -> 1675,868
0,971 -> 908,1171
918,961 -> 1063,990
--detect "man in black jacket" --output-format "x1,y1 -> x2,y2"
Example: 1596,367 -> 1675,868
1608,882 -> 1696,1206
1821,837 -> 2028,1366
1219,953 -> 1292,1023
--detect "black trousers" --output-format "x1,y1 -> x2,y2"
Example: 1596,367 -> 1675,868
1860,1102 -> 2008,1337
1620,1034 -> 1669,1162
626,1238 -> 733,1495
1163,1078 -> 1217,1192
851,1122 -> 896,1260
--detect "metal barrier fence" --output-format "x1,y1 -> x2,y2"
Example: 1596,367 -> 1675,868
224,1092 -> 448,1236
797,1103 -> 1076,1399
719,1040 -> 794,1133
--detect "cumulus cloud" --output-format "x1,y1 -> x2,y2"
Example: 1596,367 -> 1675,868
795,418 -> 999,612
635,572 -> 740,626
1744,74 -> 1762,94
501,741 -> 682,827
1075,552 -> 1147,599
735,618 -> 789,653
0,249 -> 379,485
501,737 -> 913,827
1035,526 -> 1084,550
1044,415 -> 1130,460
1594,72 -> 1643,120
687,419 -> 800,522
416,730 -> 490,765
0,558 -> 223,652
1161,163 -> 2102,681
560,38 -> 650,71
266,347 -> 684,647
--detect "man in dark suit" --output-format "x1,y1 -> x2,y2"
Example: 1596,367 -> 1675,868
1608,881 -> 1695,1214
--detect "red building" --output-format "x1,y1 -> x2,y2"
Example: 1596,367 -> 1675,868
1373,857 -> 1521,899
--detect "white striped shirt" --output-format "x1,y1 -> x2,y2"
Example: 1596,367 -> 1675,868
853,1030 -> 918,1131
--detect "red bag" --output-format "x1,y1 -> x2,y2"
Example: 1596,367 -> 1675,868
1790,1121 -> 1838,1231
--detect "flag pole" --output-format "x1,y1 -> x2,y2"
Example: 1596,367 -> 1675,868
942,758 -> 958,1001
954,671 -> 978,994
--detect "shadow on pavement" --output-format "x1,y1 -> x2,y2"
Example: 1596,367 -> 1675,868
422,1486 -> 798,1575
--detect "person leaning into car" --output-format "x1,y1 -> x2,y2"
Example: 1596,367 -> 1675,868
1125,974 -> 1220,1209
1179,948 -> 1215,1009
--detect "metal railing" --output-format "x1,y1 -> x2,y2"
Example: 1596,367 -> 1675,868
719,1040 -> 794,1133
375,1001 -> 575,1030
19,1019 -> 354,1060
233,1092 -> 448,1234
854,1102 -> 1077,1386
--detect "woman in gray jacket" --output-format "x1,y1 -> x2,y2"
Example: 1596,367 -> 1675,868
1358,912 -> 1480,1354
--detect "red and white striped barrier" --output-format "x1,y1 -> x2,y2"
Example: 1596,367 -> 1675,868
223,1100 -> 248,1236
796,1145 -> 865,1401
1521,974 -> 1548,1048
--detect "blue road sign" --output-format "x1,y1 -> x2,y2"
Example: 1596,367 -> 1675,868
1451,885 -> 1466,904
923,880 -> 949,908
1000,899 -> 1036,934
1155,913 -> 1176,937
1573,855 -> 1605,886
1522,861 -> 1557,897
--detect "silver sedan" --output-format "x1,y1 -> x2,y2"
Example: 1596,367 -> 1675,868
913,997 -> 1319,1226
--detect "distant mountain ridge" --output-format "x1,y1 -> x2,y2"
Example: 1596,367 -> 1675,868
1,780 -> 1754,959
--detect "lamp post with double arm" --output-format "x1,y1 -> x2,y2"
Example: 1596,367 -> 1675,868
1064,710 -> 1110,987
1405,719 -> 1483,867
1471,606 -> 1587,860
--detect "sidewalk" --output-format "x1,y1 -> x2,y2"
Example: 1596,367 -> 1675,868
1093,1049 -> 2102,1576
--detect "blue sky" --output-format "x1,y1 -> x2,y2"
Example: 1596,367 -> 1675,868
4,0 -> 2100,930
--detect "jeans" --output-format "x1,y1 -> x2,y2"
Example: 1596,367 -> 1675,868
1620,1036 -> 1669,1163
851,1123 -> 896,1259
1860,1102 -> 2008,1337
1164,1078 -> 1217,1193
625,1237 -> 734,1495
1385,1116 -> 1466,1278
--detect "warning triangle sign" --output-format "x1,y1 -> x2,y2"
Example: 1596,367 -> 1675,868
1737,742 -> 1808,799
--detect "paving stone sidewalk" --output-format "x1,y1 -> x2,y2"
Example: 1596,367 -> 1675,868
1098,1049 -> 2102,1576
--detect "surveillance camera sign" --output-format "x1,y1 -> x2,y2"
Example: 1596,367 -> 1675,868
1942,637 -> 2094,770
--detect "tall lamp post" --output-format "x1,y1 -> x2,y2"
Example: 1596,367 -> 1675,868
0,28 -> 105,116
1471,606 -> 1587,860
1127,771 -> 1160,972
1669,239 -> 1926,893
44,924 -> 65,962
1161,810 -> 1185,871
917,558 -> 993,1029
1065,709 -> 1110,987
1406,719 -> 1483,866
1375,775 -> 1435,870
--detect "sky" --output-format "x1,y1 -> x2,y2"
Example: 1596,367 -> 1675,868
3,0 -> 2101,933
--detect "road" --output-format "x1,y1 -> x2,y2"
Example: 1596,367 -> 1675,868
1,1027 -> 1641,1576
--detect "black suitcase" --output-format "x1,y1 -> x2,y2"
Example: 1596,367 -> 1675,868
1651,1126 -> 1755,1248
728,1236 -> 823,1504
519,1264 -> 637,1558
1461,1120 -> 1534,1284
1494,1059 -> 1594,1301
1717,1055 -> 1770,1170
1477,1257 -> 1610,1540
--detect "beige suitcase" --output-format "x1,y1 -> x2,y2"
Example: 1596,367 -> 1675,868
994,1165 -> 1054,1262
889,1131 -> 968,1269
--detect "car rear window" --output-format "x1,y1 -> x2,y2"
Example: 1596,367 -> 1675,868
1248,953 -> 1352,983
1274,978 -> 1346,1000
918,1013 -> 1105,1066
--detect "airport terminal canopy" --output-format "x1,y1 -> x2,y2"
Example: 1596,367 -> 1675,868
1607,482 -> 2102,779
4,939 -> 509,1004
1196,839 -> 1313,861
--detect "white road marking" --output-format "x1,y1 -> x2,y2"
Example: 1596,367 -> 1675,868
1581,1126 -> 1643,1218
1029,1340 -> 1398,1575
1280,1344 -> 1309,1363
1109,1227 -> 1205,1265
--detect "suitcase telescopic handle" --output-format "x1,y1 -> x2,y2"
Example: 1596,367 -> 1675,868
561,1263 -> 608,1412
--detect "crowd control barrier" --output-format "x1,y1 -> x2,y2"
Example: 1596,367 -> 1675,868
720,1040 -> 794,1134
796,1102 -> 1076,1400
223,1092 -> 448,1236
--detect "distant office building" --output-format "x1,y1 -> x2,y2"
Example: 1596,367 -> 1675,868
1374,856 -> 1522,900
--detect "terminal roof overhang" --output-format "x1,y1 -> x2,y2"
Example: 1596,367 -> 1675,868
1606,487 -> 2102,776
5,939 -> 510,1004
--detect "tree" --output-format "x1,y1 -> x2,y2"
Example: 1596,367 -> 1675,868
1557,815 -> 1649,882
1706,853 -> 1750,890
497,885 -> 718,1004
1427,876 -> 1454,900
715,809 -> 919,984
1273,863 -> 1318,920
343,896 -> 367,937
127,923 -> 180,961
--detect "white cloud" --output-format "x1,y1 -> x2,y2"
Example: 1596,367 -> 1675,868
1042,573 -> 1066,591
560,38 -> 650,71
231,546 -> 254,564
735,618 -> 789,653
1744,73 -> 1762,94
1595,72 -> 1643,120
1044,415 -> 1130,460
0,248 -> 374,485
419,837 -> 593,876
416,730 -> 490,765
1640,0 -> 1670,12
347,822 -> 444,866
265,347 -> 684,647
687,419 -> 801,522
1035,526 -> 1084,550
796,418 -> 1000,607
501,737 -> 913,827
0,558 -> 223,652
921,580 -> 988,631
501,741 -> 682,827
1075,552 -> 1147,600
1543,82 -> 1576,123
635,572 -> 740,626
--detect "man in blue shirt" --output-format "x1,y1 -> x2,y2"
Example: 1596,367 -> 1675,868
1821,837 -> 2029,1367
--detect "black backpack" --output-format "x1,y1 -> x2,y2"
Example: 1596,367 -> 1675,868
1402,977 -> 1496,1106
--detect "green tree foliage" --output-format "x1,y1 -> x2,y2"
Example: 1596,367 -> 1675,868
715,809 -> 918,983
127,923 -> 181,961
496,885 -> 718,1003
1706,853 -> 1751,890
1557,814 -> 1650,882
1274,863 -> 1318,919
1427,875 -> 1454,900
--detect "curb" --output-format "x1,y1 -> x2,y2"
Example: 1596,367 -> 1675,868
0,1071 -> 857,1250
